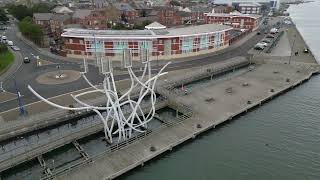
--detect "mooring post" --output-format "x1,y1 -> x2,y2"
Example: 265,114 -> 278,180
0,81 -> 4,92
176,109 -> 179,118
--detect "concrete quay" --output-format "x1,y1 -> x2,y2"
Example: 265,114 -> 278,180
54,60 -> 319,180
0,100 -> 168,174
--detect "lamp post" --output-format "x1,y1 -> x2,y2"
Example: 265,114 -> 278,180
13,78 -> 27,116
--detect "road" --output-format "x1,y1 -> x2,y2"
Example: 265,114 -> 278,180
0,20 -> 269,112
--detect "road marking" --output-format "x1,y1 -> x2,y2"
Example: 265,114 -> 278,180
0,78 -> 130,115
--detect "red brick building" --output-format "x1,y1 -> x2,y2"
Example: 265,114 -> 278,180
204,12 -> 261,30
83,10 -> 108,30
61,24 -> 232,60
114,2 -> 139,22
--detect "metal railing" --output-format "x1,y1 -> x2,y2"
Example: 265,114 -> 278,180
40,102 -> 193,180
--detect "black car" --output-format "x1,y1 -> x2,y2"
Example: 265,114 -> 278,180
23,57 -> 30,63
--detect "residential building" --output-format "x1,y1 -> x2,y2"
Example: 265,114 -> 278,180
114,2 -> 139,22
238,3 -> 261,14
205,11 -> 261,30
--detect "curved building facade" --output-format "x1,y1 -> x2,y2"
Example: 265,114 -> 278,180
61,24 -> 233,61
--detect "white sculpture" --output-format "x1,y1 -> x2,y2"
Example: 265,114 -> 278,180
28,49 -> 170,143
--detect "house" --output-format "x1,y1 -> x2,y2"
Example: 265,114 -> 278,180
173,11 -> 192,25
114,2 -> 139,22
33,13 -> 54,36
33,13 -> 53,27
83,10 -> 108,30
213,5 -> 233,13
238,3 -> 261,14
33,13 -> 53,47
131,1 -> 153,17
157,6 -> 175,26
72,9 -> 92,25
93,0 -> 109,9
190,5 -> 212,23
50,14 -> 71,40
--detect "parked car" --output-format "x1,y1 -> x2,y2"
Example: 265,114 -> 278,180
254,44 -> 265,50
1,35 -> 7,42
266,34 -> 275,38
23,57 -> 30,63
262,39 -> 272,43
270,28 -> 279,34
257,31 -> 261,35
259,42 -> 268,47
304,48 -> 309,53
11,46 -> 20,51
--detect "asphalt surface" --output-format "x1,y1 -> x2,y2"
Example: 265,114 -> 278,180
0,20 -> 269,112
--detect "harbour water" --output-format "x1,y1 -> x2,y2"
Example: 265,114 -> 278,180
288,1 -> 320,63
120,3 -> 320,180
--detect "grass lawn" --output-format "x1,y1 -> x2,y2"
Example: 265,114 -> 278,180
0,50 -> 14,73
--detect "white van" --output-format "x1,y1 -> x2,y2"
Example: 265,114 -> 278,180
7,40 -> 13,46
1,35 -> 7,42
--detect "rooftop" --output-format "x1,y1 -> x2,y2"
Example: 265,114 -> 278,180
239,3 -> 262,7
72,9 -> 92,19
33,13 -> 53,21
62,24 -> 232,39
205,12 -> 261,19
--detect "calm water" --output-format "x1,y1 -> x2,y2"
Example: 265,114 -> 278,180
288,1 -> 320,63
120,3 -> 320,180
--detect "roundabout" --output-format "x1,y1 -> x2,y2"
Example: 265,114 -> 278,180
36,70 -> 81,85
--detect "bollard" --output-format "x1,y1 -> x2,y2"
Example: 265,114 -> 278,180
196,124 -> 202,129
150,146 -> 156,152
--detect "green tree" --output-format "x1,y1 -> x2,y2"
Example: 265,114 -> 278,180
0,43 -> 8,53
32,3 -> 52,13
133,20 -> 152,30
7,4 -> 32,20
0,9 -> 9,22
18,17 -> 43,45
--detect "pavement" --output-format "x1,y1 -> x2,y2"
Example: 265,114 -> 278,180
0,17 -> 271,112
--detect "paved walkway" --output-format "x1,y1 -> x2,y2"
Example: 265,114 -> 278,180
56,61 -> 318,180
269,31 -> 291,57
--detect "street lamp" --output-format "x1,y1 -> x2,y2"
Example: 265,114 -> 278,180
13,78 -> 27,116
